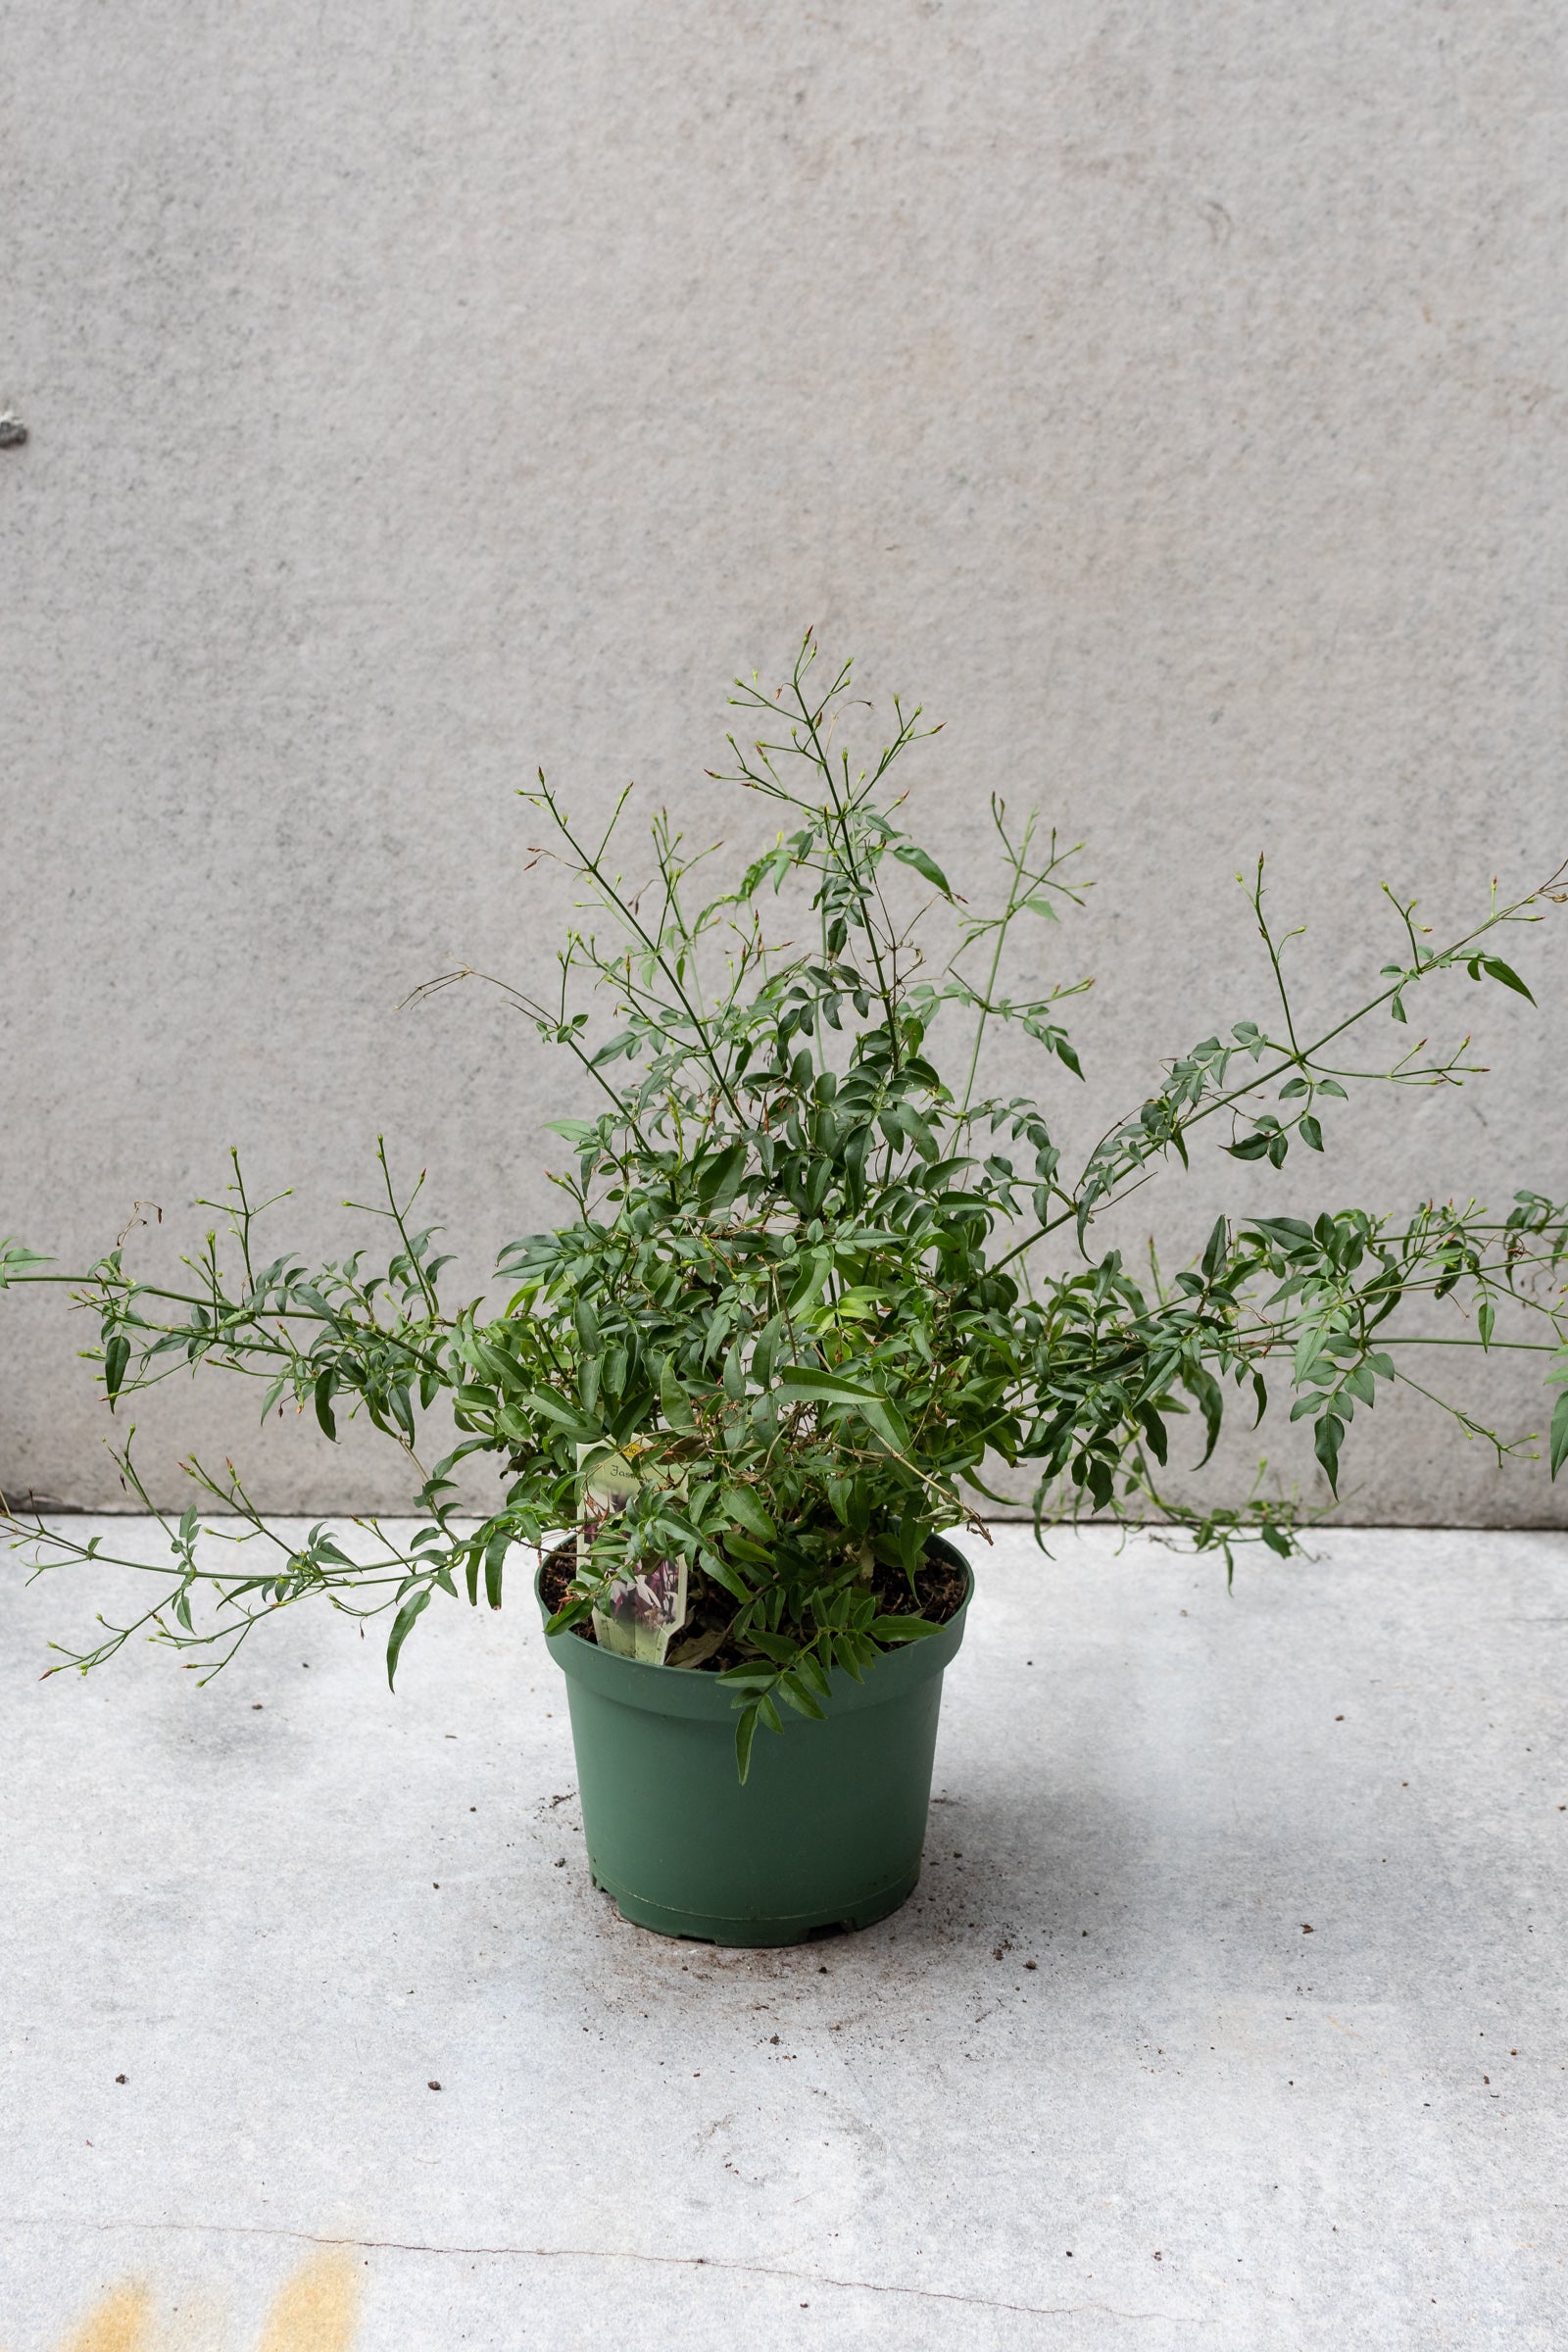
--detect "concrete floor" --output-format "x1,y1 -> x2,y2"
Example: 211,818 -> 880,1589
2,1520 -> 1565,2351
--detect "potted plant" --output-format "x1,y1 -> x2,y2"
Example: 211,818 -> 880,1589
4,636 -> 1566,1945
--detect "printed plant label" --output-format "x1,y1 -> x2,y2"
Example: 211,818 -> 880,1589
577,1443 -> 688,1664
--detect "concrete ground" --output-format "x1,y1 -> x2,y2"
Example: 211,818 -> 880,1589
2,1520 -> 1565,2352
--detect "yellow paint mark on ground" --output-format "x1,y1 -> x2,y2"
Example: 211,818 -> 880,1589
255,2254 -> 361,2352
45,2254 -> 358,2352
59,2286 -> 153,2352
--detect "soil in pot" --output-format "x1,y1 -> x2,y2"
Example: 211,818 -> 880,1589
537,1539 -> 968,1669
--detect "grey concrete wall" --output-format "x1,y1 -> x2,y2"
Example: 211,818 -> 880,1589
3,0 -> 1564,1522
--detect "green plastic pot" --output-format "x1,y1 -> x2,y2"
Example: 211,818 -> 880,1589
536,1539 -> 973,1946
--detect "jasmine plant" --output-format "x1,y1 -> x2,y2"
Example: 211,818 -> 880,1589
5,635 -> 1565,1776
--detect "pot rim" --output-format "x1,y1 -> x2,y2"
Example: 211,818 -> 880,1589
535,1533 -> 974,1722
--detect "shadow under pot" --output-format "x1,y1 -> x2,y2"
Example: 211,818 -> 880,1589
536,1538 -> 973,1947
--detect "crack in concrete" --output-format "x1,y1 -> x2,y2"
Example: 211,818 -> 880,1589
8,2217 -> 1199,2325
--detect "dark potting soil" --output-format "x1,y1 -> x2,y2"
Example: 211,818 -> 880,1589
538,1539 -> 967,1673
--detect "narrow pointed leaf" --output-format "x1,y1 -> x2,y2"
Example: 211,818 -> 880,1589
1550,1388 -> 1568,1481
483,1527 -> 510,1609
892,842 -> 955,899
1313,1412 -> 1343,1496
386,1587 -> 431,1688
1480,957 -> 1535,1004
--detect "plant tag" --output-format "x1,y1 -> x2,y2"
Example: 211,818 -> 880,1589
577,1443 -> 688,1664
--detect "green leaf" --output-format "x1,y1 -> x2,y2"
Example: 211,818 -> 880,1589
521,1389 -> 600,1440
746,1629 -> 799,1667
720,1486 -> 776,1544
795,1649 -> 833,1698
1550,1387 -> 1568,1481
698,1142 -> 748,1216
856,1393 -> 911,1454
786,1251 -> 832,1315
313,1367 -> 337,1442
892,842 -> 955,899
734,1702 -> 760,1784
104,1335 -> 130,1402
747,1325 -> 774,1389
1185,1367 -> 1224,1468
659,1357 -> 696,1430
699,1547 -> 754,1605
775,1367 -> 910,1453
1298,1115 -> 1324,1152
1481,956 -> 1536,1004
1313,1412 -> 1343,1496
1478,1298 -> 1495,1350
1260,1522 -> 1292,1558
777,1671 -> 827,1721
0,1240 -> 51,1287
1250,1215 -> 1313,1245
589,1030 -> 637,1069
483,1526 -> 510,1610
385,1586 -> 431,1688
774,1367 -> 870,1401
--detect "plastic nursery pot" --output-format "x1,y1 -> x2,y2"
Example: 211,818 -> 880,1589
536,1540 -> 973,1947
